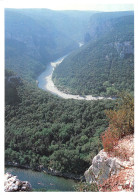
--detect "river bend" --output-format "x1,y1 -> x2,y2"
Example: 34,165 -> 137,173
37,55 -> 112,101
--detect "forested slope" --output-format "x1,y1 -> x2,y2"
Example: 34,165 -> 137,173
5,9 -> 134,179
12,9 -> 96,42
5,70 -> 115,175
53,12 -> 134,97
5,9 -> 95,82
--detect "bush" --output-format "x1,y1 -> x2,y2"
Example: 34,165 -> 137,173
74,181 -> 99,192
101,93 -> 134,152
101,127 -> 119,152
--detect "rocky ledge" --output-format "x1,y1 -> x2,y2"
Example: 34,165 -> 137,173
85,149 -> 122,184
4,172 -> 32,192
84,135 -> 134,192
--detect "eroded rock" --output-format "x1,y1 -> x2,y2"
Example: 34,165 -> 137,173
84,150 -> 122,184
4,172 -> 32,192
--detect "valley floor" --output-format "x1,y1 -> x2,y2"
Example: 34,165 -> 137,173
37,55 -> 113,101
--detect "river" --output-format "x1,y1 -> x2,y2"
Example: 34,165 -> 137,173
37,54 -> 113,101
5,166 -> 77,191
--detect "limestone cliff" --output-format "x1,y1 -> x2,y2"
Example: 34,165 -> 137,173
84,135 -> 134,192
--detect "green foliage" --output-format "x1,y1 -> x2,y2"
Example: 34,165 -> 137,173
53,13 -> 134,97
5,70 -> 22,105
107,92 -> 134,136
74,181 -> 99,192
102,92 -> 134,152
5,9 -> 134,178
5,9 -> 96,83
5,9 -> 80,82
5,74 -> 115,174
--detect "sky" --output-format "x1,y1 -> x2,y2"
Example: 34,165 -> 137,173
0,0 -> 134,11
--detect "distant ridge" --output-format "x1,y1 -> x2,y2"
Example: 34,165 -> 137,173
53,11 -> 134,97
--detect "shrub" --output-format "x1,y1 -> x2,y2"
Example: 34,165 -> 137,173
74,181 -> 99,192
101,127 -> 119,152
101,93 -> 134,152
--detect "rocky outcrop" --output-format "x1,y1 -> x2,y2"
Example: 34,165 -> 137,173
106,41 -> 134,60
4,173 -> 32,192
114,41 -> 134,58
84,150 -> 122,185
84,135 -> 134,192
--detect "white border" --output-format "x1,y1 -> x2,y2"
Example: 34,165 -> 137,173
0,0 -> 137,194
134,0 -> 138,194
0,0 -> 5,194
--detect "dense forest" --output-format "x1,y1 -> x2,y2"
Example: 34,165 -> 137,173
5,70 -> 115,175
53,12 -> 134,97
5,9 -> 134,179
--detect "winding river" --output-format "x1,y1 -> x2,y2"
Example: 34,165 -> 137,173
6,45 -> 115,192
37,54 -> 112,101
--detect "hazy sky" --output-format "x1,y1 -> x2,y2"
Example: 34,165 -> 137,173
2,0 -> 134,11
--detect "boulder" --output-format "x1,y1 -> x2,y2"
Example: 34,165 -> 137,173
84,150 -> 122,184
4,172 -> 32,192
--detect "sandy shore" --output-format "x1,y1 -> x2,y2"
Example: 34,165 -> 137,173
37,55 -> 113,101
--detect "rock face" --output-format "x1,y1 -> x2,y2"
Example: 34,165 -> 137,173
4,173 -> 32,192
106,41 -> 134,60
114,41 -> 134,58
84,150 -> 122,184
84,135 -> 134,192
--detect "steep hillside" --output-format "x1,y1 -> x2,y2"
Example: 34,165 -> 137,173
12,9 -> 96,42
5,9 -> 95,82
5,9 -> 134,186
88,11 -> 134,40
5,9 -> 77,82
5,70 -> 23,105
53,12 -> 134,97
76,93 -> 134,192
5,70 -> 115,176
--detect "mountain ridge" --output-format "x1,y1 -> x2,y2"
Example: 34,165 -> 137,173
53,12 -> 134,97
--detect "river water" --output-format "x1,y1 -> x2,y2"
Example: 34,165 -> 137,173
5,166 -> 77,191
37,54 -> 112,101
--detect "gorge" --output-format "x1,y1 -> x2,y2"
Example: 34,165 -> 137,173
5,8 -> 134,192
